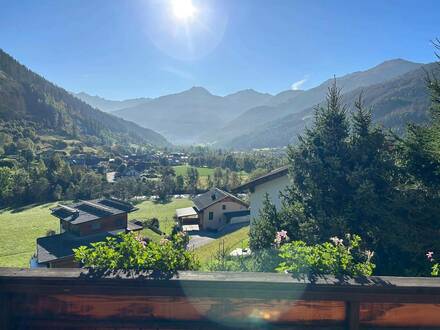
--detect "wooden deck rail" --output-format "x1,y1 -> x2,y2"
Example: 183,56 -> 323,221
1,268 -> 440,329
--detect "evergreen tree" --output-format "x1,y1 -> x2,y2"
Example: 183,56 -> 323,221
347,95 -> 398,245
401,46 -> 440,193
249,194 -> 279,251
285,81 -> 351,240
213,167 -> 223,188
0,167 -> 14,205
186,166 -> 199,194
175,175 -> 185,193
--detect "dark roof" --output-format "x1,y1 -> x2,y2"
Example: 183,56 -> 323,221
51,198 -> 137,225
232,166 -> 289,193
36,231 -> 120,264
127,221 -> 143,232
192,188 -> 247,211
223,209 -> 250,220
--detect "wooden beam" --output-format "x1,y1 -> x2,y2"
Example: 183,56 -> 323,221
2,268 -> 440,329
346,301 -> 360,330
0,293 -> 12,330
2,268 -> 440,303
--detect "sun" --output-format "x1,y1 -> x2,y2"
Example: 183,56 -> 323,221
171,0 -> 197,21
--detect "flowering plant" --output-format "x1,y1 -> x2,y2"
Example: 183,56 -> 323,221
276,233 -> 375,279
274,230 -> 289,247
74,232 -> 198,276
426,251 -> 440,276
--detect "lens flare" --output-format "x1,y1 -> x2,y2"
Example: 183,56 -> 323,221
171,0 -> 197,20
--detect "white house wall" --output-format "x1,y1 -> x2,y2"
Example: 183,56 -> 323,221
250,175 -> 290,221
201,199 -> 247,230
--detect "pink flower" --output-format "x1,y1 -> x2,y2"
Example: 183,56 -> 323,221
274,230 -> 289,246
365,250 -> 374,262
134,234 -> 147,247
330,236 -> 343,246
160,238 -> 170,245
426,251 -> 434,262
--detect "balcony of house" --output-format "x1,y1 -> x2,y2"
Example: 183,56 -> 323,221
1,268 -> 440,329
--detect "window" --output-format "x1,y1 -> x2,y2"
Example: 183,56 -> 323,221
222,204 -> 226,210
208,212 -> 214,220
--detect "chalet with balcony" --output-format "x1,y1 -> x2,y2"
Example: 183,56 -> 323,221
176,188 -> 249,231
35,198 -> 142,268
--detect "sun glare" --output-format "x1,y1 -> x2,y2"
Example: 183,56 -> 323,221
171,0 -> 197,21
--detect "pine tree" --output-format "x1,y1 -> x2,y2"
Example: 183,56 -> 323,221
402,43 -> 440,192
249,193 -> 279,251
347,95 -> 398,243
186,166 -> 199,194
285,80 -> 351,240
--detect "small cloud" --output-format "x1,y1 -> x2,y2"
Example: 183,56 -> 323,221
161,66 -> 194,81
291,75 -> 309,90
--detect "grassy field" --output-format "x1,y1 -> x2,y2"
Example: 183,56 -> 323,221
193,226 -> 249,267
0,203 -> 59,267
0,197 -> 247,269
172,165 -> 249,189
0,198 -> 193,268
172,165 -> 215,177
129,198 -> 193,235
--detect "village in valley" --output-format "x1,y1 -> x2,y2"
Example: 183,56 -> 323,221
31,164 -> 289,269
3,1 -> 440,327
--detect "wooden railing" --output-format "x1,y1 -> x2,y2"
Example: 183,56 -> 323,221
1,268 -> 440,329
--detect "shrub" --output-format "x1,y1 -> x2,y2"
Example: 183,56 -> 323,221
143,217 -> 160,229
276,234 -> 375,280
426,251 -> 440,276
74,232 -> 199,277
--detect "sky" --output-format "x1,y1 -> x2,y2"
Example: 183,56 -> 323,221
0,0 -> 439,100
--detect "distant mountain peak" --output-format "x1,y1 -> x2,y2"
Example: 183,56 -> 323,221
380,58 -> 415,64
73,91 -> 151,112
225,89 -> 272,98
188,86 -> 211,94
365,58 -> 422,73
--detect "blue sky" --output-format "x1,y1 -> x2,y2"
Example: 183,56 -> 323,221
1,0 -> 439,99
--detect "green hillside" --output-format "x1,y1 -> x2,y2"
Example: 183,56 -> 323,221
0,198 -> 192,268
0,49 -> 169,148
223,63 -> 435,149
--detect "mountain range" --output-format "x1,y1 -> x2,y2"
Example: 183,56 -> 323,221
0,49 -> 169,148
112,87 -> 273,144
76,58 -> 431,148
225,62 -> 434,149
1,47 -> 435,154
213,59 -> 423,147
73,92 -> 151,112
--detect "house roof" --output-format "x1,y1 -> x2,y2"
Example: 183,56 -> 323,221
176,207 -> 198,218
127,221 -> 143,232
50,198 -> 137,225
192,188 -> 247,212
232,166 -> 289,193
36,231 -> 120,264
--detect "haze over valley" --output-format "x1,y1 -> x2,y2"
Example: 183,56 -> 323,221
75,58 -> 430,148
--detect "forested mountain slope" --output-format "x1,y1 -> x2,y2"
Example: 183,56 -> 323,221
0,49 -> 169,147
222,63 -> 435,149
213,59 -> 422,146
112,87 -> 272,144
73,92 -> 151,112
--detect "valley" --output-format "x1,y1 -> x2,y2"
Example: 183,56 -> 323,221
75,59 -> 431,149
